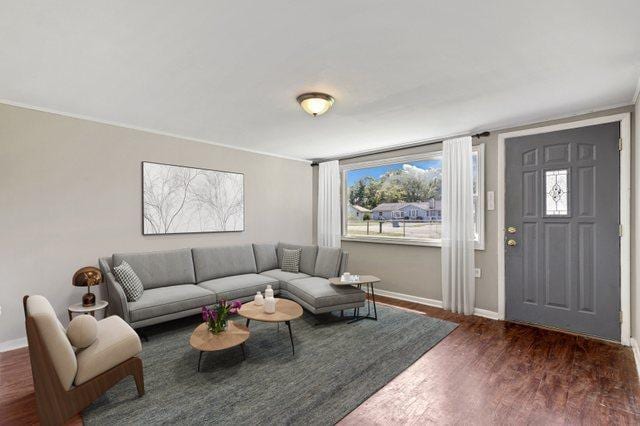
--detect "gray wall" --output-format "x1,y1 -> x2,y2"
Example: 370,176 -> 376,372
633,96 -> 639,344
0,103 -> 313,345
319,105 -> 634,315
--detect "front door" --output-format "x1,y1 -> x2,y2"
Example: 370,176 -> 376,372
505,123 -> 620,341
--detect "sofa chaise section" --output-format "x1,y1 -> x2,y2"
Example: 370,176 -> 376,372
260,244 -> 364,314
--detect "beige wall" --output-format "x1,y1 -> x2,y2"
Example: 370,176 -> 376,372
0,104 -> 313,345
323,105 -> 634,315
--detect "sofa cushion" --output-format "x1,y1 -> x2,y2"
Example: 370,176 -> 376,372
314,247 -> 342,278
260,269 -> 310,290
26,295 -> 77,391
192,245 -> 257,282
113,248 -> 195,290
287,277 -> 365,309
253,243 -> 278,273
128,285 -> 216,323
199,274 -> 278,301
75,316 -> 141,385
277,243 -> 318,275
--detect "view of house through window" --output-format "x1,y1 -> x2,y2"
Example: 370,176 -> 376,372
344,149 -> 482,245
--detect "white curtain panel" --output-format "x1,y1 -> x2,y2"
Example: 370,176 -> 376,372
441,136 -> 475,315
317,160 -> 342,248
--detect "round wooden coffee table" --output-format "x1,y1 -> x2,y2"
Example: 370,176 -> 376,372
329,275 -> 381,323
189,321 -> 250,372
238,299 -> 303,355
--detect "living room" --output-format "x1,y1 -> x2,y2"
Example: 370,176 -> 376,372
2,1 -> 640,424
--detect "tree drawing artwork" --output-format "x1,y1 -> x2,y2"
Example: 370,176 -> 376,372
143,162 -> 244,234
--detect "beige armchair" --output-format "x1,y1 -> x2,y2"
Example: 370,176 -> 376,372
23,295 -> 144,426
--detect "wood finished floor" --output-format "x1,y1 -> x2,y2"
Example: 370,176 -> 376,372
1,296 -> 639,425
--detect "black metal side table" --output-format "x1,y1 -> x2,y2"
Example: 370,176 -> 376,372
328,275 -> 380,323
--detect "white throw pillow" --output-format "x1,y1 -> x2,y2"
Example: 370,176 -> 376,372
113,260 -> 144,302
66,315 -> 98,349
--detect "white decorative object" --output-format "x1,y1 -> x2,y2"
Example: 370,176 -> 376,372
142,162 -> 244,235
317,160 -> 341,248
341,272 -> 351,282
441,136 -> 475,315
263,296 -> 276,314
265,285 -> 274,299
254,291 -> 264,306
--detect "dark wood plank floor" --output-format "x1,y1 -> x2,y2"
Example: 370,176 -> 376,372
341,296 -> 640,425
1,296 -> 638,425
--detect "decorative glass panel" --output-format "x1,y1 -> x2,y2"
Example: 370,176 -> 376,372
545,169 -> 569,216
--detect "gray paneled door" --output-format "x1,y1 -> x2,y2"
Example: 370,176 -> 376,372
505,123 -> 620,341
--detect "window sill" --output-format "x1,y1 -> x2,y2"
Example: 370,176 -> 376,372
341,236 -> 486,250
341,236 -> 442,248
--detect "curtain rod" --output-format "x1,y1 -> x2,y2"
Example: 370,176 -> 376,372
310,131 -> 490,166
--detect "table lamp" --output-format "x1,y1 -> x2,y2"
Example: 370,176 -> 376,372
72,266 -> 103,307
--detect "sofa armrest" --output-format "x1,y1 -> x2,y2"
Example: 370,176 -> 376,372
104,272 -> 130,323
338,251 -> 349,276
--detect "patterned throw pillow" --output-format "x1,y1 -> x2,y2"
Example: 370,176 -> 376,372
113,261 -> 144,302
281,248 -> 302,273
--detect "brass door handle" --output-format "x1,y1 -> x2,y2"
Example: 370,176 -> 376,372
507,226 -> 517,234
507,239 -> 517,247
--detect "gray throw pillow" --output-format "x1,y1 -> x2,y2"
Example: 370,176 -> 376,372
281,248 -> 302,273
113,261 -> 144,302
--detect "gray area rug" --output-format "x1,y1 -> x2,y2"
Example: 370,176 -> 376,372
83,304 -> 457,425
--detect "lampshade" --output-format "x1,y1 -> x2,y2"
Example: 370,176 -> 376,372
296,93 -> 334,116
72,267 -> 103,287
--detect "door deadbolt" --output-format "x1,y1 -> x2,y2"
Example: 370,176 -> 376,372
507,226 -> 517,234
507,239 -> 517,247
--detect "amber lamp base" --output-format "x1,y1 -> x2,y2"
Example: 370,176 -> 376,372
82,291 -> 96,307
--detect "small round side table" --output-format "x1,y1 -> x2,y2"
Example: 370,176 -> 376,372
68,300 -> 109,321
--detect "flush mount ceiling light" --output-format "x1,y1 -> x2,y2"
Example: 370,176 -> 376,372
296,92 -> 334,116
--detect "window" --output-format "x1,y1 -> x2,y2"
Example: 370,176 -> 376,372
544,169 -> 569,216
342,146 -> 485,248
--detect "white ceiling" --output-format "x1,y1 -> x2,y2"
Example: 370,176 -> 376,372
1,1 -> 639,161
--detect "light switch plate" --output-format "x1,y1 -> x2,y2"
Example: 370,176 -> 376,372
487,191 -> 495,211
474,268 -> 482,278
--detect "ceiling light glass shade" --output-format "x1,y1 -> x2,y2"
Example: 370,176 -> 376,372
297,93 -> 334,116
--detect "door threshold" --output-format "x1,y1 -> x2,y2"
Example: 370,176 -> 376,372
507,319 -> 622,346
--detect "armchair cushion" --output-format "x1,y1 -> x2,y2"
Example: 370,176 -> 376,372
66,315 -> 98,349
26,295 -> 77,391
75,316 -> 142,386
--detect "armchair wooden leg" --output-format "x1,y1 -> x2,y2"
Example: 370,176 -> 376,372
132,357 -> 145,396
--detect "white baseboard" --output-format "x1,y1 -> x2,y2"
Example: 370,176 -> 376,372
473,308 -> 502,320
631,338 -> 640,381
375,289 -> 443,308
0,337 -> 27,353
374,288 -> 500,320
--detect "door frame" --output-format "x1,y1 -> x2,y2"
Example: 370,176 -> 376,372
497,113 -> 631,345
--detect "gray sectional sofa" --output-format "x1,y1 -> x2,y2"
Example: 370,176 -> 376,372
98,243 -> 364,329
